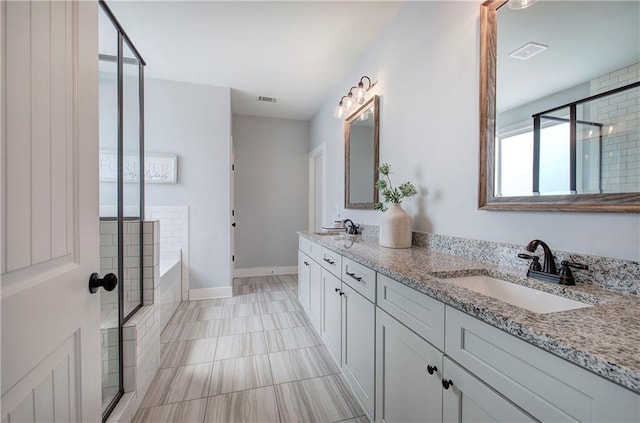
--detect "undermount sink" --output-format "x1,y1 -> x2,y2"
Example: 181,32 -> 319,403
444,275 -> 592,314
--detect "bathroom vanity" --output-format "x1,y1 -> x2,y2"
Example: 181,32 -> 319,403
297,232 -> 640,422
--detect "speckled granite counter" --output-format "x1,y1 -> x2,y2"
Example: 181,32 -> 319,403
299,231 -> 640,394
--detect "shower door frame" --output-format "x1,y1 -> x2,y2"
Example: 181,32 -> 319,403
99,1 -> 146,420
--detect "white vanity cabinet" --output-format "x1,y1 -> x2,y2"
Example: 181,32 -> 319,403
445,306 -> 640,422
307,258 -> 322,333
376,308 -> 443,423
442,357 -> 536,423
297,235 -> 640,423
297,250 -> 322,333
342,279 -> 376,419
298,251 -> 311,311
321,268 -> 343,364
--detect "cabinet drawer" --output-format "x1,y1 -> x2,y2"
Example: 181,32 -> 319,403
445,306 -> 640,422
298,236 -> 322,263
320,247 -> 342,278
377,274 -> 445,350
342,258 -> 376,302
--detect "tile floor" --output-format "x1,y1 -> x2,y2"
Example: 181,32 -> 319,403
133,274 -> 369,423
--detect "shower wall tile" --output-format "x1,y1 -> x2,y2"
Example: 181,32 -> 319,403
123,305 -> 160,414
145,206 -> 189,300
142,220 -> 160,306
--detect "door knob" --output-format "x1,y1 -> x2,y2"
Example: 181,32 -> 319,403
232,222 -> 236,227
89,273 -> 118,293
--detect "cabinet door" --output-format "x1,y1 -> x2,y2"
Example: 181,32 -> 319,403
321,269 -> 342,364
445,306 -> 640,422
297,251 -> 311,311
308,259 -> 322,334
442,358 -> 536,423
342,283 -> 375,420
376,309 -> 443,423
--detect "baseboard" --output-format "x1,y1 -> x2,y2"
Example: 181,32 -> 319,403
233,266 -> 298,278
188,286 -> 232,300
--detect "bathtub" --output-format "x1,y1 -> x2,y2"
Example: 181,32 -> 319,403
158,252 -> 182,331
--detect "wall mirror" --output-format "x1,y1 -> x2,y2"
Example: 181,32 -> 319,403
480,0 -> 640,212
345,95 -> 379,209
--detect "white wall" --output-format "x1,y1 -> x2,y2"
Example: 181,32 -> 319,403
310,1 -> 640,261
144,78 -> 232,290
233,114 -> 309,270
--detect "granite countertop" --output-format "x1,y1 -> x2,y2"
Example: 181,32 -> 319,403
299,231 -> 640,394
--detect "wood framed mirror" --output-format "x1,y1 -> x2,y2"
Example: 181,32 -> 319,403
345,95 -> 379,209
479,0 -> 640,212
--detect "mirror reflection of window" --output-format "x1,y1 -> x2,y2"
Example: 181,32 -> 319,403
539,122 -> 570,195
496,131 -> 533,197
494,1 -> 639,199
496,121 -> 572,197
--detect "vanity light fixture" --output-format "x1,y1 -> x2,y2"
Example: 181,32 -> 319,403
507,0 -> 537,10
333,75 -> 376,119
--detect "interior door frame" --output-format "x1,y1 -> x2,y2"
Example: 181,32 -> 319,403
309,143 -> 326,232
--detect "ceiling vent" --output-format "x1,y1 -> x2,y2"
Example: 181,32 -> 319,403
257,96 -> 277,103
508,42 -> 548,60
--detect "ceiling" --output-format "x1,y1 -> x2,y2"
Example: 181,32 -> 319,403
105,1 -> 404,121
497,1 -> 640,113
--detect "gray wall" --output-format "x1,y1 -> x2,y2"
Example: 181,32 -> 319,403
310,1 -> 639,261
233,114 -> 309,269
144,78 -> 232,290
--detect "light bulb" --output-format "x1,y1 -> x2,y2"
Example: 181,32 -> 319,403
333,102 -> 345,119
345,94 -> 355,111
354,84 -> 366,104
507,0 -> 536,10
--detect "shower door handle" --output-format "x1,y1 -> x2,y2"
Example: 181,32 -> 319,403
89,272 -> 118,294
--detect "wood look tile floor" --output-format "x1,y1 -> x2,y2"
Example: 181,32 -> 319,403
134,275 -> 367,423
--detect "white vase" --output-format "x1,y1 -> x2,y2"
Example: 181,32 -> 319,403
379,203 -> 412,248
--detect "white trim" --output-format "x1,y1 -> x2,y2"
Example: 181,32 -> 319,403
233,266 -> 298,278
308,143 -> 326,232
189,286 -> 232,300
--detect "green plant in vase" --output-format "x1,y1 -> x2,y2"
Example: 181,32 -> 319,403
375,163 -> 417,212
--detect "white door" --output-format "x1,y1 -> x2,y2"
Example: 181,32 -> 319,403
1,1 -> 101,422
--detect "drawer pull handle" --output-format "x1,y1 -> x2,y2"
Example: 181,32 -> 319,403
304,261 -> 309,266
346,271 -> 362,282
339,291 -> 345,296
335,288 -> 341,293
442,379 -> 453,390
323,258 -> 335,265
427,365 -> 438,375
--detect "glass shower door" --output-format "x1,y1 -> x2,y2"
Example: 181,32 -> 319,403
98,1 -> 146,419
122,40 -> 143,318
98,4 -> 121,414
